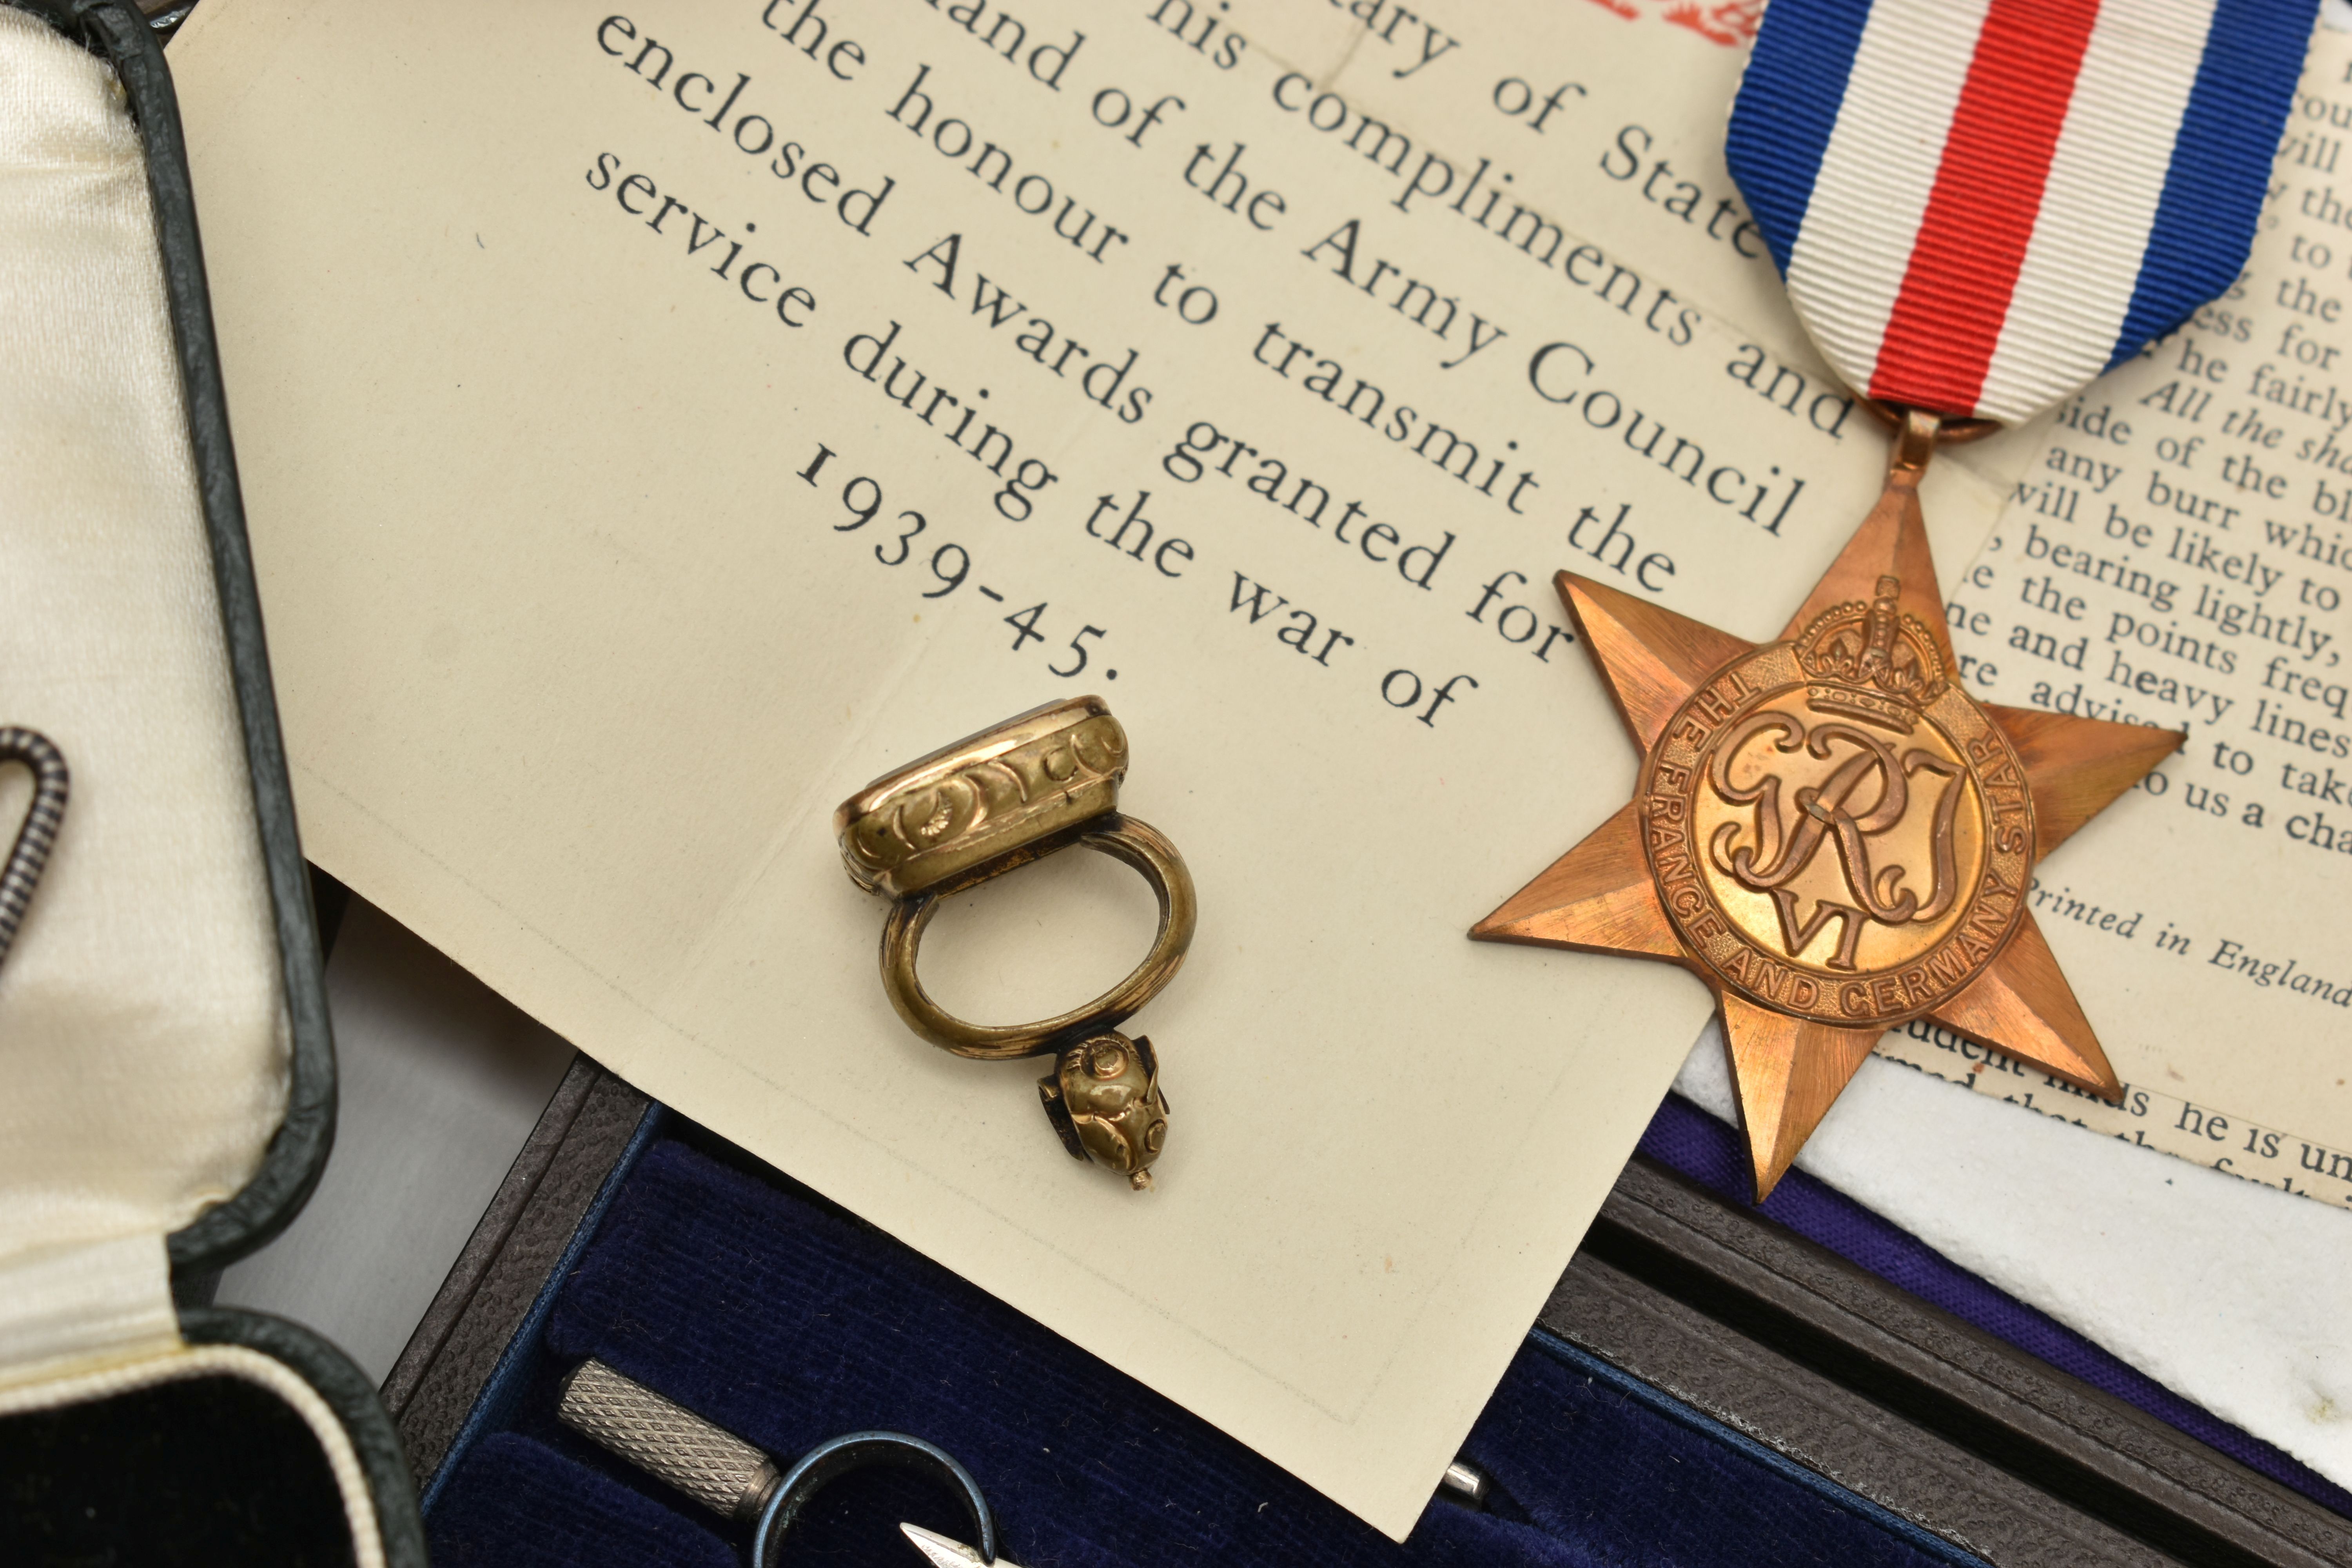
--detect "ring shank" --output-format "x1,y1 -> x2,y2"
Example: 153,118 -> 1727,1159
878,814 -> 1195,1061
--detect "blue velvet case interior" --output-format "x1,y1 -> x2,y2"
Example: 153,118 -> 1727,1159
422,1114 -> 1989,1568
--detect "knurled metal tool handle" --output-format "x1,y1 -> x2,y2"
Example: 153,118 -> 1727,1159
557,1358 -> 779,1524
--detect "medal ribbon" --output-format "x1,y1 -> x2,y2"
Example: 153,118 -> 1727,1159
1728,0 -> 2317,425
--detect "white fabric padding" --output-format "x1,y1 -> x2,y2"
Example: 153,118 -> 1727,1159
0,8 -> 286,1266
1675,1029 -> 2352,1488
0,1231 -> 178,1387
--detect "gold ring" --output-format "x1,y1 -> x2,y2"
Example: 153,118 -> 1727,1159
876,816 -> 1194,1059
835,697 -> 1192,1189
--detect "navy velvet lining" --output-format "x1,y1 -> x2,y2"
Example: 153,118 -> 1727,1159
427,1135 -> 1983,1567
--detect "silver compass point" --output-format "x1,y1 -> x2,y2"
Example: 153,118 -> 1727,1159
900,1520 -> 1016,1568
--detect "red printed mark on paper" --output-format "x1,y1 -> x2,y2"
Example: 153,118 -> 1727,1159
1582,0 -> 1761,47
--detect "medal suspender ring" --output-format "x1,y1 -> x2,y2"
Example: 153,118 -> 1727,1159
835,697 -> 1193,1189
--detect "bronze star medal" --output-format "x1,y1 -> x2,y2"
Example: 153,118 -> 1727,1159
1474,412 -> 2183,1199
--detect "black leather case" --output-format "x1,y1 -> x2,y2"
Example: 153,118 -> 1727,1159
0,4 -> 424,1563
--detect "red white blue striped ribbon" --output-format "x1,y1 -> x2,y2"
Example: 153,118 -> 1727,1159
1728,0 -> 2316,425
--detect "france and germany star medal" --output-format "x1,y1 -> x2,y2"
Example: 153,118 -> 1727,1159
1472,412 -> 2182,1201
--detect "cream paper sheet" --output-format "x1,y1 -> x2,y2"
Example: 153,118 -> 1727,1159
166,0 -> 2036,1532
1873,24 -> 2352,1214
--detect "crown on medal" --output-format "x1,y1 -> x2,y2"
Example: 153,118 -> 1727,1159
1793,575 -> 1947,722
